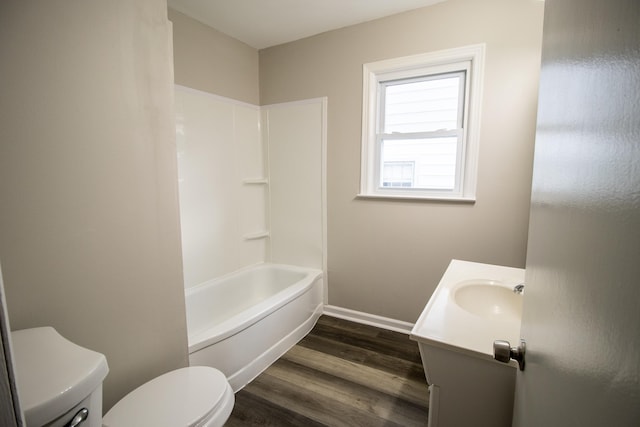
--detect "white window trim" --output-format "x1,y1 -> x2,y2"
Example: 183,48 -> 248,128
359,44 -> 485,202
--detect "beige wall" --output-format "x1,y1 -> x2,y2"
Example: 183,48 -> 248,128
259,0 -> 544,322
0,1 -> 188,411
169,8 -> 260,104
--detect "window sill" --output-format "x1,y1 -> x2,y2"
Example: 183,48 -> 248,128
356,193 -> 476,203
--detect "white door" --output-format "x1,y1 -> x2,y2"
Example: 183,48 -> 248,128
512,0 -> 640,425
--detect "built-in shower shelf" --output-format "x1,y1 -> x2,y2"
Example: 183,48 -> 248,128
243,231 -> 270,241
242,178 -> 269,185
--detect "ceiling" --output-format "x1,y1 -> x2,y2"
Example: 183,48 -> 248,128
167,0 -> 447,50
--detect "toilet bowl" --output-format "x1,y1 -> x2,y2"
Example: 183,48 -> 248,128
103,366 -> 234,427
11,327 -> 234,427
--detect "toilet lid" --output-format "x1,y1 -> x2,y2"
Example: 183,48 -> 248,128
103,366 -> 232,427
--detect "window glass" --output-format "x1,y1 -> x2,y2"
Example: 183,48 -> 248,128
381,138 -> 457,190
382,161 -> 415,187
383,74 -> 463,133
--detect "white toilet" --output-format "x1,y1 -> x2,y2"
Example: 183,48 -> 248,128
11,327 -> 234,427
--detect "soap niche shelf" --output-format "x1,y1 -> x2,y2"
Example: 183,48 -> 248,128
242,178 -> 269,185
241,177 -> 269,240
243,231 -> 270,241
242,178 -> 269,241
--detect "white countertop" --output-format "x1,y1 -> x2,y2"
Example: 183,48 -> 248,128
410,259 -> 525,362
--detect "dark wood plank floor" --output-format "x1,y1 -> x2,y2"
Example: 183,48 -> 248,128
226,315 -> 430,426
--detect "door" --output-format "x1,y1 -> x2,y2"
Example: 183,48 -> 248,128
512,0 -> 640,425
0,266 -> 21,426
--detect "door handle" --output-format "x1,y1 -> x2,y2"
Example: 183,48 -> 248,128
493,339 -> 526,371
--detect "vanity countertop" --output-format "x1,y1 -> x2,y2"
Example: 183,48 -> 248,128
410,259 -> 525,361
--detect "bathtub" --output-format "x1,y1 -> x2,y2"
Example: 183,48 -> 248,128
185,263 -> 324,391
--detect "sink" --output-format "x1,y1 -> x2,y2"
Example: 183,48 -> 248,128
452,280 -> 522,319
410,260 -> 525,427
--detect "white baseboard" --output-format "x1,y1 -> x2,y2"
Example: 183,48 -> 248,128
322,305 -> 414,335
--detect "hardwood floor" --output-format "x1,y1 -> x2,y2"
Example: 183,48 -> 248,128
226,315 -> 430,426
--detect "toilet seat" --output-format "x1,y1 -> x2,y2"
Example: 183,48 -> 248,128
102,366 -> 234,427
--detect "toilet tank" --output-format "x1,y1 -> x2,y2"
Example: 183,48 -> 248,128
11,327 -> 109,427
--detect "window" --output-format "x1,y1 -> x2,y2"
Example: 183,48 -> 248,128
359,44 -> 485,201
382,161 -> 414,187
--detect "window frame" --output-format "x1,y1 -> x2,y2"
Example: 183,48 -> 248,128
359,44 -> 485,202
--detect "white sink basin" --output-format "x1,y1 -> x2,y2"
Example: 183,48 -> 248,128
452,280 -> 522,319
411,259 -> 525,358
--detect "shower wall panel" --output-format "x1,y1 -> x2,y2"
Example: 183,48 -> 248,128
175,87 -> 266,288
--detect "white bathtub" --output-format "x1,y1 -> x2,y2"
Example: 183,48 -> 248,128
185,263 -> 323,391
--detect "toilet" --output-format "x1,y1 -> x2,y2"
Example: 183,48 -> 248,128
11,327 -> 234,427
